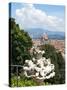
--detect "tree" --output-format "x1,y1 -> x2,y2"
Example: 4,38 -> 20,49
9,18 -> 32,65
41,44 -> 65,84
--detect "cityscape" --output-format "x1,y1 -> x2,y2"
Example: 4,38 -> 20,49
32,33 -> 65,58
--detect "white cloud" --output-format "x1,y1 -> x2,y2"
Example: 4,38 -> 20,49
15,4 -> 64,32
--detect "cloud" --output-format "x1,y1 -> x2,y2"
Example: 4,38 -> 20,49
15,4 -> 64,32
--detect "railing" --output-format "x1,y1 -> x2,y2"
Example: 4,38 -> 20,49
9,65 -> 23,87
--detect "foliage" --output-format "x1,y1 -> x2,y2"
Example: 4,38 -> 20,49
11,75 -> 51,87
11,75 -> 39,87
41,44 -> 65,84
9,18 -> 32,65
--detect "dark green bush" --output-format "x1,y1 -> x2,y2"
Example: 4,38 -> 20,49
41,44 -> 65,84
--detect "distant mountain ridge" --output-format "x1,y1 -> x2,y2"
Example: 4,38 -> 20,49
24,28 -> 65,40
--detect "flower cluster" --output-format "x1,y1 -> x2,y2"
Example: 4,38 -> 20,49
23,47 -> 55,80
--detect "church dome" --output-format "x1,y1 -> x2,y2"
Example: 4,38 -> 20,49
41,33 -> 48,40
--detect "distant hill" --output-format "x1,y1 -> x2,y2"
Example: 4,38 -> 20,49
24,28 -> 65,40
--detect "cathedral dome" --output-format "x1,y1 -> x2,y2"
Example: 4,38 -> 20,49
41,33 -> 48,40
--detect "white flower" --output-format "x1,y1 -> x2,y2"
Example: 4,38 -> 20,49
23,47 -> 55,80
46,58 -> 51,65
41,50 -> 45,54
23,66 -> 31,71
35,72 -> 39,77
34,67 -> 41,72
32,58 -> 36,62
28,60 -> 33,67
25,60 -> 29,63
40,70 -> 45,77
45,72 -> 55,79
36,76 -> 45,80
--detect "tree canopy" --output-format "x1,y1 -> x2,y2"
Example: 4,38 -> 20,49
9,18 -> 32,65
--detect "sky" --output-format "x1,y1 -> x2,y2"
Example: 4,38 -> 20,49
10,3 -> 65,32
